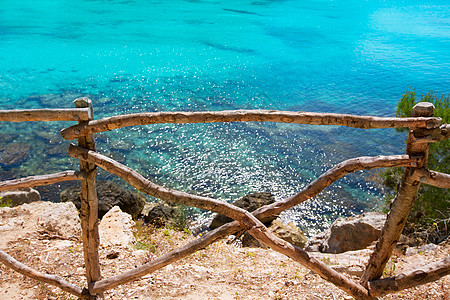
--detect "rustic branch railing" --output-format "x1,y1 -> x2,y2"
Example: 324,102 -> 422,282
0,108 -> 91,122
0,99 -> 448,300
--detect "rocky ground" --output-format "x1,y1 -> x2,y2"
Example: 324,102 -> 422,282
0,202 -> 448,300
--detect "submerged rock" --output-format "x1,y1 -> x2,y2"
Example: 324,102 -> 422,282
0,143 -> 31,167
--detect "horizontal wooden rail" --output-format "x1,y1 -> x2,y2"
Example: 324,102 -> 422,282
412,168 -> 450,189
368,256 -> 450,297
0,108 -> 91,122
0,249 -> 83,297
60,110 -> 442,140
0,171 -> 85,192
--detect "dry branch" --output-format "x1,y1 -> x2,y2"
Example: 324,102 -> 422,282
60,110 -> 442,140
87,194 -> 373,299
412,168 -> 450,189
0,249 -> 83,297
73,98 -> 102,296
361,102 -> 434,286
0,108 -> 91,122
412,124 -> 450,144
0,171 -> 84,192
368,256 -> 450,297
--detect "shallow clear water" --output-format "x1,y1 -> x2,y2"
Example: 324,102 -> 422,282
1,0 -> 449,234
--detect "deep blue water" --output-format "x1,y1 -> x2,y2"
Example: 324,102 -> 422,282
1,0 -> 449,234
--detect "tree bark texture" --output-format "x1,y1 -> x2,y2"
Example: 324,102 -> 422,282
361,102 -> 434,286
412,168 -> 450,189
0,249 -> 83,297
368,256 -> 450,297
0,171 -> 84,192
73,98 -> 102,294
0,108 -> 90,122
60,110 -> 442,140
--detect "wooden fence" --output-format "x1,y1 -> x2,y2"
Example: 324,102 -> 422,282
0,98 -> 449,299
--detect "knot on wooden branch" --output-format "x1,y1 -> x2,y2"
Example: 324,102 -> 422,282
412,124 -> 450,144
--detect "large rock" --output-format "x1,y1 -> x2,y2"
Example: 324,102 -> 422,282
269,219 -> 308,248
0,201 -> 80,248
241,219 -> 308,248
307,212 -> 387,253
0,188 -> 41,207
60,181 -> 145,219
99,206 -> 135,248
141,202 -> 176,227
209,192 -> 276,229
36,201 -> 80,238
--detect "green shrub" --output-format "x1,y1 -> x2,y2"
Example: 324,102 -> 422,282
382,89 -> 449,242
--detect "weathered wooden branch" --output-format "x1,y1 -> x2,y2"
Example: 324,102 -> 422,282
412,124 -> 450,144
412,168 -> 450,189
361,102 -> 434,286
0,108 -> 91,122
73,98 -> 102,298
0,171 -> 85,192
68,145 -> 415,227
368,256 -> 450,297
0,249 -> 83,297
60,110 -> 442,140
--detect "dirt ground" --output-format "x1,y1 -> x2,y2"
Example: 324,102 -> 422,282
0,205 -> 448,300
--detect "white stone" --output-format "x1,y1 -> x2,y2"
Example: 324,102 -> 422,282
99,206 -> 135,248
36,201 -> 80,238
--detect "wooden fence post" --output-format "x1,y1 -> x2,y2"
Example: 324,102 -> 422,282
360,102 -> 435,287
74,98 -> 102,299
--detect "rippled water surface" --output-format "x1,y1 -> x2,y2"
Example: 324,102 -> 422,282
1,0 -> 449,234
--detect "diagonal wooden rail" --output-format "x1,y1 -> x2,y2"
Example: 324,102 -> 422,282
0,99 -> 448,300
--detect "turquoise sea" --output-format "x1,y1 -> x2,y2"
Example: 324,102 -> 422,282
1,0 -> 449,234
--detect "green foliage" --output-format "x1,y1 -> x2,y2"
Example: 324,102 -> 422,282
382,89 -> 449,241
133,220 -> 158,253
0,196 -> 12,208
396,88 -> 449,124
